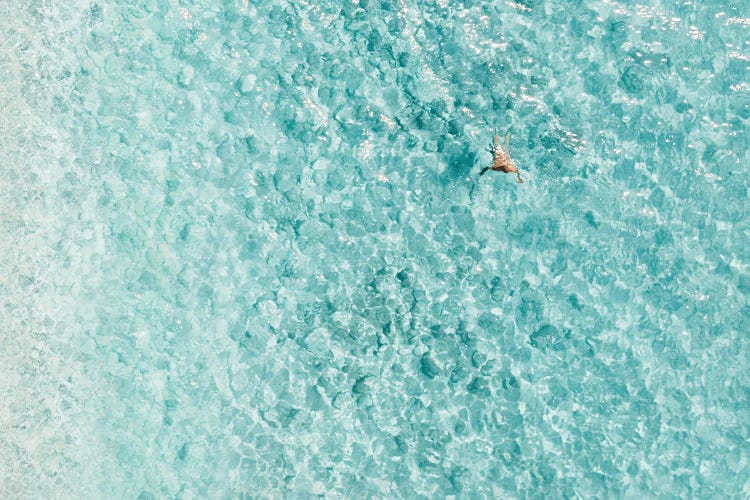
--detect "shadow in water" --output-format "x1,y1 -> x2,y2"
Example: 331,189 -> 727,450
441,143 -> 478,184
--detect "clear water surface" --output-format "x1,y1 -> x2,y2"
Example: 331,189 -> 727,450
1,0 -> 749,497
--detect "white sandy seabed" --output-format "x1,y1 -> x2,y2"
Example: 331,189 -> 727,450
0,2 -> 119,496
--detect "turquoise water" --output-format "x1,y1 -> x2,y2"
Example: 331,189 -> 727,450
1,0 -> 749,497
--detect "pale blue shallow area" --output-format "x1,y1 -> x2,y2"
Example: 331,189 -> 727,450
1,0 -> 749,497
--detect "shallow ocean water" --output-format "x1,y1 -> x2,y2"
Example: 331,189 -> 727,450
1,0 -> 749,497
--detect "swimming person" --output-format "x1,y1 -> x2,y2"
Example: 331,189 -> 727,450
479,133 -> 524,183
